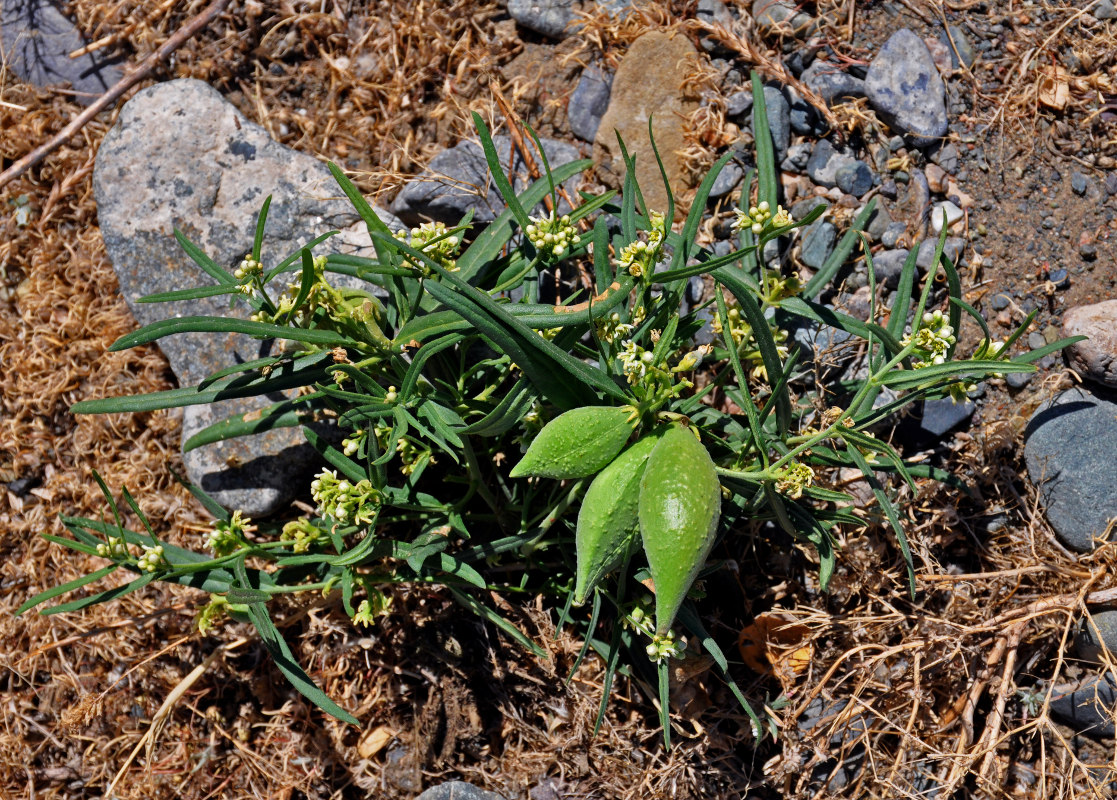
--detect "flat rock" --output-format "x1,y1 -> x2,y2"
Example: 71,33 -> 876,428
915,237 -> 963,270
870,248 -> 910,289
920,396 -> 975,436
756,86 -> 790,158
799,219 -> 837,269
392,135 -> 580,225
0,0 -> 123,104
865,29 -> 949,147
1063,299 -> 1117,388
594,31 -> 701,216
568,64 -> 613,142
805,139 -> 857,188
415,782 -> 509,800
835,160 -> 873,197
94,78 -> 401,516
1024,387 -> 1117,551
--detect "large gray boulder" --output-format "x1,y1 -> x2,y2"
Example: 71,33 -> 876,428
1023,387 -> 1117,551
865,29 -> 949,147
94,78 -> 400,516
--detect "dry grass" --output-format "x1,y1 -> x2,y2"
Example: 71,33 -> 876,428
5,1 -> 1117,798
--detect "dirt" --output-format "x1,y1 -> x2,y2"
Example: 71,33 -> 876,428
5,1 -> 1117,798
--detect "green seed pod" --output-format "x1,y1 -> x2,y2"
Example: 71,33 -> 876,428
510,406 -> 636,479
574,432 -> 662,604
638,423 -> 722,635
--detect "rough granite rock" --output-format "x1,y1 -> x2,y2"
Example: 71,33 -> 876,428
594,31 -> 701,217
0,0 -> 123,104
865,29 -> 949,147
1024,387 -> 1117,551
94,78 -> 401,516
391,135 -> 580,225
1062,299 -> 1117,388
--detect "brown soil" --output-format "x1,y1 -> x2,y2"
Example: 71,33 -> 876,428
4,1 -> 1117,798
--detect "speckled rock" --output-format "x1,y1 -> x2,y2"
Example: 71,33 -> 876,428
865,29 -> 949,147
94,79 -> 401,516
1063,299 -> 1117,388
1024,387 -> 1117,551
594,31 -> 701,216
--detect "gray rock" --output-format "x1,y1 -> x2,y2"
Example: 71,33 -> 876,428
791,196 -> 826,222
932,142 -> 960,173
1024,387 -> 1117,551
1027,332 -> 1047,351
697,0 -> 735,52
1005,371 -> 1032,390
781,141 -> 812,172
788,97 -> 825,136
0,0 -> 123,104
708,159 -> 743,198
392,135 -> 580,225
871,248 -> 910,289
726,90 -> 753,117
93,79 -> 400,516
568,65 -> 613,142
1063,300 -> 1117,388
755,86 -> 790,158
1049,674 -> 1117,739
797,697 -> 868,791
1071,171 -> 1091,197
940,24 -> 975,69
990,292 -> 1011,311
508,0 -> 577,39
1075,610 -> 1117,662
865,29 -> 949,147
415,782 -> 509,800
800,219 -> 837,268
1097,0 -> 1117,20
751,0 -> 813,34
915,237 -> 963,270
805,139 -> 856,188
920,396 -> 975,437
800,59 -> 865,104
881,221 -> 906,248
835,160 -> 873,197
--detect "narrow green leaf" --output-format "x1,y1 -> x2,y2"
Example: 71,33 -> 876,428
1014,336 -> 1085,364
174,228 -> 236,286
877,359 -> 1034,390
750,72 -> 777,209
109,316 -> 360,353
138,284 -> 238,304
803,199 -> 875,300
672,149 -> 736,271
252,196 -> 272,262
462,378 -> 537,436
472,112 -> 531,230
17,565 -> 119,615
327,161 -> 395,269
182,400 -> 307,452
447,587 -> 546,657
40,571 -> 160,616
844,444 -> 915,597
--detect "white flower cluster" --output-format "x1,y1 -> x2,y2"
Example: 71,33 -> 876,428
596,311 -> 636,344
394,222 -> 461,272
618,340 -> 655,385
732,200 -> 792,236
234,255 -> 263,295
95,537 -> 128,559
136,544 -> 167,573
341,428 -> 366,457
903,309 -> 957,368
526,212 -> 580,260
616,211 -> 667,278
310,469 -> 380,525
776,461 -> 815,500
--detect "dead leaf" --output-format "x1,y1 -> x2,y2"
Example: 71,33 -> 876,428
1038,66 -> 1070,110
737,612 -> 813,693
357,725 -> 395,759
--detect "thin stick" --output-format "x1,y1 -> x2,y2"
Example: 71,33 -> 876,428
0,0 -> 232,191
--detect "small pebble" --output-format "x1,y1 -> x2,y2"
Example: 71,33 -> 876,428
1027,332 -> 1047,350
1071,171 -> 1090,197
1005,371 -> 1032,390
1048,268 -> 1069,289
1080,242 -> 1098,261
1106,173 -> 1117,195
931,201 -> 963,233
894,170 -> 909,184
990,293 -> 1011,311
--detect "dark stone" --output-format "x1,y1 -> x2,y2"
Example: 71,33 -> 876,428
788,97 -> 825,135
800,58 -> 865,104
940,24 -> 975,69
933,143 -> 960,173
865,204 -> 893,241
871,248 -> 910,289
865,29 -> 949,147
1071,171 -> 1091,197
708,159 -> 743,198
1106,173 -> 1117,196
878,180 -> 899,200
568,65 -> 613,142
415,782 -> 509,800
755,86 -> 790,158
835,160 -> 873,197
1049,675 -> 1117,739
990,292 -> 1011,311
806,139 -> 856,188
920,396 -> 975,436
881,221 -> 906,247
0,0 -> 123,105
1024,387 -> 1117,551
696,0 -> 734,53
781,142 -> 812,172
1081,242 -> 1098,261
1049,268 -> 1069,289
393,135 -> 580,225
797,698 -> 868,791
799,219 -> 838,268
915,237 -> 963,270
1005,371 -> 1032,390
725,89 -> 753,117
